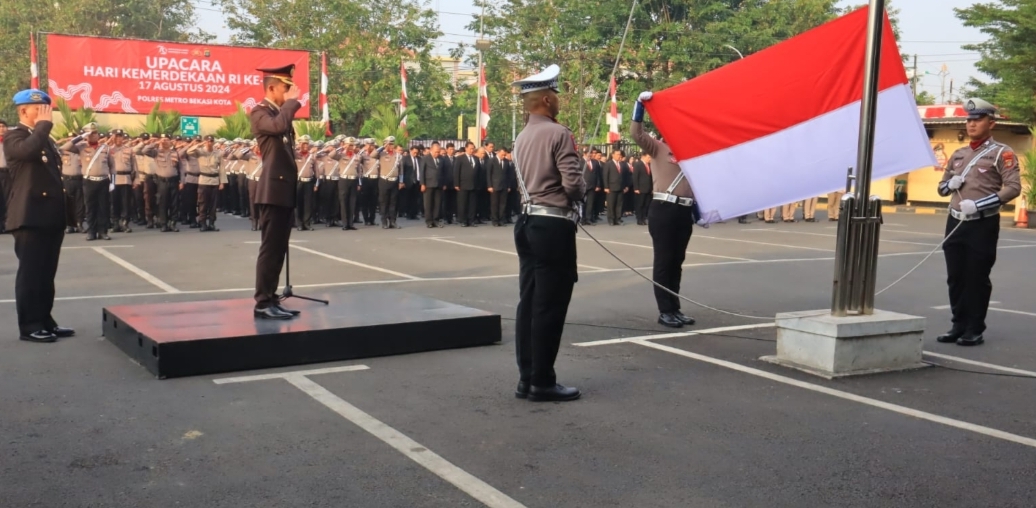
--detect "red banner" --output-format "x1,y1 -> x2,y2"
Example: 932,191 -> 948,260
46,34 -> 310,118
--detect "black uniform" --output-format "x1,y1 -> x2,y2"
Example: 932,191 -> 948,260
581,157 -> 603,224
486,153 -> 510,225
632,160 -> 653,224
453,153 -> 479,226
602,159 -> 628,225
421,153 -> 445,226
3,120 -> 67,336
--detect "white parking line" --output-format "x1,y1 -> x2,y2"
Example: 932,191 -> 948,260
573,323 -> 776,347
931,302 -> 999,310
633,339 -> 1036,449
577,237 -> 756,262
63,245 -> 134,249
745,229 -> 939,247
694,235 -> 833,252
290,244 -> 421,280
922,352 -> 1036,378
215,367 -> 527,508
244,240 -> 308,244
989,307 -> 1036,318
430,238 -> 608,271
91,247 -> 180,293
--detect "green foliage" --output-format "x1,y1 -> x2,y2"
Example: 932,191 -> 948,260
1021,128 -> 1036,210
215,103 -> 252,140
956,0 -> 1036,124
293,120 -> 330,141
915,91 -> 937,106
139,102 -> 181,136
50,98 -> 103,139
358,104 -> 412,145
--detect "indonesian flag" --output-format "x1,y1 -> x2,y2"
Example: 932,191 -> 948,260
320,52 -> 331,136
30,33 -> 39,89
645,8 -> 935,223
478,63 -> 490,142
400,60 -> 408,131
606,76 -> 620,143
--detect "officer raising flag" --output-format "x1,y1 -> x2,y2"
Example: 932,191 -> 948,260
935,98 -> 1021,347
510,64 -> 585,402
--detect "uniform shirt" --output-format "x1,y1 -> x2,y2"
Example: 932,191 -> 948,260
938,137 -> 1021,213
189,145 -> 224,186
63,141 -> 114,179
242,153 -> 260,182
630,120 -> 693,198
338,150 -> 363,178
61,146 -> 82,177
133,144 -> 153,178
379,150 -> 402,179
182,145 -> 201,185
138,144 -> 182,179
296,151 -> 316,179
361,149 -> 380,178
0,140 -> 6,168
176,146 -> 191,180
224,149 -> 240,175
313,153 -> 329,178
110,145 -> 137,186
512,113 -> 585,209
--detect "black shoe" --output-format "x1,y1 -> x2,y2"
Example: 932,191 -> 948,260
658,313 -> 683,328
528,384 -> 581,402
189,222 -> 201,229
112,224 -> 123,233
515,381 -> 529,399
123,222 -> 133,233
673,311 -> 696,326
427,223 -> 436,228
389,222 -> 400,229
146,219 -> 155,229
957,333 -> 985,346
20,330 -> 57,343
273,303 -> 301,317
99,232 -> 112,241
50,326 -> 76,338
253,306 -> 293,320
251,226 -> 259,231
437,221 -> 445,228
738,217 -> 748,224
65,226 -> 75,234
345,225 -> 358,231
461,223 -> 470,228
161,226 -> 174,233
936,329 -> 965,343
805,218 -> 816,222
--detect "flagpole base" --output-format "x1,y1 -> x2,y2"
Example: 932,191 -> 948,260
764,309 -> 926,379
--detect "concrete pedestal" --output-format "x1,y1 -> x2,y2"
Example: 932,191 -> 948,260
761,309 -> 926,378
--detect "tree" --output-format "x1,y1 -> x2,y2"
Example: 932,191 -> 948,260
956,0 -> 1036,124
0,0 -> 206,121
915,90 -> 937,106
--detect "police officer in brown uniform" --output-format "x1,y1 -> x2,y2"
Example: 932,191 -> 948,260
633,91 -> 698,328
190,135 -> 224,232
251,64 -> 303,320
62,122 -> 114,241
4,89 -> 75,342
511,65 -> 584,402
137,134 -> 182,232
109,130 -> 137,233
935,98 -> 1021,346
336,137 -> 362,231
377,136 -> 404,229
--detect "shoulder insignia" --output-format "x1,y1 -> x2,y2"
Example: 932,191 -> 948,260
1002,150 -> 1017,170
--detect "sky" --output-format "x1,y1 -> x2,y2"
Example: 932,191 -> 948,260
192,0 -> 987,104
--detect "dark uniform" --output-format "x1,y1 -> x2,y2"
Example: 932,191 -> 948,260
453,149 -> 479,226
487,150 -> 511,226
421,148 -> 446,227
511,65 -> 585,402
4,89 -> 73,342
935,99 -> 1021,346
581,154 -> 603,225
632,157 -> 653,225
251,65 -> 302,318
602,156 -> 629,225
0,120 -> 9,232
633,92 -> 698,328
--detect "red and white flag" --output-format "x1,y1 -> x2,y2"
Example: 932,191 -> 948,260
478,63 -> 490,142
606,76 -> 620,143
320,52 -> 331,136
400,60 -> 408,132
645,8 -> 935,223
30,32 -> 39,89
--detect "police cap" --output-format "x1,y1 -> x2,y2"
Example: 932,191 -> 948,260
257,64 -> 295,86
512,65 -> 560,95
964,98 -> 998,120
12,88 -> 51,106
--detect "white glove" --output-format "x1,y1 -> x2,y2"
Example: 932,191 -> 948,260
959,199 -> 978,216
638,91 -> 653,102
947,175 -> 964,190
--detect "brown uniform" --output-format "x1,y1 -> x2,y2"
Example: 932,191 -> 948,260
138,143 -> 181,229
64,141 -> 113,237
110,144 -> 137,227
377,149 -> 403,227
191,145 -> 224,227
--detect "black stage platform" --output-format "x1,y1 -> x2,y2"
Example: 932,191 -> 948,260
102,290 -> 502,378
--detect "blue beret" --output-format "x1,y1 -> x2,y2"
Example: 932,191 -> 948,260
13,89 -> 51,106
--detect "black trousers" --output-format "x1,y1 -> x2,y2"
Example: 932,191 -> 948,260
605,191 -> 624,224
226,176 -> 239,214
423,187 -> 443,225
295,180 -> 315,227
0,168 -> 9,228
112,184 -> 133,221
648,200 -> 695,313
507,189 -> 520,221
155,177 -> 178,225
593,190 -> 604,217
198,184 -> 219,222
338,179 -> 359,227
490,190 -> 509,223
82,179 -> 111,235
408,184 -> 423,218
457,189 -> 476,225
360,177 -> 379,224
477,189 -> 490,220
583,190 -> 598,223
237,174 -> 250,217
635,192 -> 651,223
515,215 -> 578,388
12,227 -> 64,335
248,180 -> 259,229
319,179 -> 339,222
378,180 -> 400,223
62,176 -> 85,227
443,189 -> 457,223
254,204 -> 293,307
180,182 -> 199,224
943,215 -> 999,335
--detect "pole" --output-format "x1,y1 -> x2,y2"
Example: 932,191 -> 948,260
853,0 -> 886,216
512,93 -> 517,142
475,4 -> 485,145
911,54 -> 918,99
590,0 -> 639,143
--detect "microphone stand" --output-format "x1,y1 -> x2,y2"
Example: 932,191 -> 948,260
279,218 -> 329,306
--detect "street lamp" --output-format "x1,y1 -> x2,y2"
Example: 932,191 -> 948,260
391,98 -> 403,116
724,44 -> 744,60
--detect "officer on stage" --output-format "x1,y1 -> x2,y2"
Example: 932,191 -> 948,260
4,89 -> 75,343
935,98 -> 1020,346
511,65 -> 585,402
251,64 -> 303,320
633,91 -> 698,328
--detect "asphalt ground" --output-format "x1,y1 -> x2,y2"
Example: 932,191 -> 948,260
2,209 -> 1036,507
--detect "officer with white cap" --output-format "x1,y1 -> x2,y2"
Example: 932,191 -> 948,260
935,98 -> 1021,346
510,64 -> 585,402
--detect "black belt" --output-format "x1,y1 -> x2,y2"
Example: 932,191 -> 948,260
187,172 -> 201,177
116,171 -> 133,175
154,176 -> 178,181
201,173 -> 220,178
62,175 -> 83,179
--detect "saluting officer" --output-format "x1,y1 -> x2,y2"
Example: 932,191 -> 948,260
294,136 -> 317,231
336,137 -> 362,231
137,134 -> 181,232
246,140 -> 262,231
190,135 -> 224,232
251,64 -> 303,320
377,136 -> 404,229
359,138 -> 381,225
109,130 -> 137,233
59,132 -> 85,233
633,91 -> 698,329
511,65 -> 585,402
935,98 -> 1021,346
4,89 -> 75,343
62,123 -> 114,240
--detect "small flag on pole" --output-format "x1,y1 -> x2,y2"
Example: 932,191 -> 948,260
644,7 -> 935,223
400,60 -> 408,133
607,76 -> 620,143
30,32 -> 39,90
478,64 -> 490,143
320,52 -> 331,136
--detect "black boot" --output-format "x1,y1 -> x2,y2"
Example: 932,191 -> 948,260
123,220 -> 133,233
99,229 -> 112,241
658,313 -> 683,328
146,218 -> 155,229
209,219 -> 219,232
936,328 -> 965,343
112,222 -> 123,233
